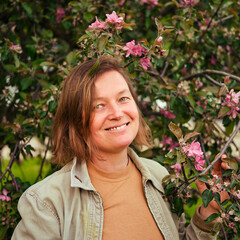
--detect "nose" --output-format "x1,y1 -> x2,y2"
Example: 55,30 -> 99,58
108,102 -> 123,120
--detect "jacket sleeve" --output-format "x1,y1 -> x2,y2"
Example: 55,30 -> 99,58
178,206 -> 218,240
12,190 -> 61,240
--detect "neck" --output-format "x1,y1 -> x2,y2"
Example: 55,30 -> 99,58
91,149 -> 129,172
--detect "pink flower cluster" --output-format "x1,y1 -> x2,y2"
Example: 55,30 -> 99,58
170,163 -> 181,177
196,97 -> 208,110
159,108 -> 176,119
89,11 -> 124,30
178,0 -> 199,8
10,44 -> 22,54
221,89 -> 240,119
122,40 -> 150,70
0,189 -> 11,202
122,40 -> 147,57
182,140 -> 205,171
160,136 -> 179,151
56,6 -> 65,24
141,0 -> 158,8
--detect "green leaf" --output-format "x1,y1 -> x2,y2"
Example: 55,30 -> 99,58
204,213 -> 219,223
225,121 -> 234,136
197,175 -> 209,184
40,62 -> 57,67
83,12 -> 93,23
0,226 -> 7,240
212,222 -> 222,234
177,150 -> 185,163
78,34 -> 90,43
66,51 -> 77,65
187,95 -> 196,108
222,158 -> 238,172
202,189 -> 213,208
218,106 -> 230,118
183,132 -> 200,143
168,122 -> 182,140
213,192 -> 221,206
13,53 -> 20,68
22,2 -> 32,16
89,58 -> 100,76
194,106 -> 204,115
3,64 -> 17,72
21,78 -> 32,90
97,35 -> 109,53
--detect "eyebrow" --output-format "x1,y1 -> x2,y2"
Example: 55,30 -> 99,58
93,89 -> 130,102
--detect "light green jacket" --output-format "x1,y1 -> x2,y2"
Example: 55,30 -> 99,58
12,149 -> 217,240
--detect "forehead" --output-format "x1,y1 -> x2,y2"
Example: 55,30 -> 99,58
93,70 -> 130,99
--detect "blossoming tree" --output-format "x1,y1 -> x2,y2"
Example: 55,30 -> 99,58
0,0 -> 240,238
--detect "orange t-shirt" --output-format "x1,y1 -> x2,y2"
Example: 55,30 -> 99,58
87,159 -> 164,240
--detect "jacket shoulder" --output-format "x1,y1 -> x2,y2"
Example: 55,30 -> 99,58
22,161 -> 74,202
139,157 -> 169,192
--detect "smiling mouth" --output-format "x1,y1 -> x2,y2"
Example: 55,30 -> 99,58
105,122 -> 129,131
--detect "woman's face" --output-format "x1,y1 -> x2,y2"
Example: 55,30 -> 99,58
90,70 -> 139,155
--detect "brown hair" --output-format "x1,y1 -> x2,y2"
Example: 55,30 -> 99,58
52,55 -> 152,166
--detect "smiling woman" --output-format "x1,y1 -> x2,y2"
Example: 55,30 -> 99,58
12,56 -> 222,240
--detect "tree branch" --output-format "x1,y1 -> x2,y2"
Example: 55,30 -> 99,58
182,69 -> 240,83
35,136 -> 51,183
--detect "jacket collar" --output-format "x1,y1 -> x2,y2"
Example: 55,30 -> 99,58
70,148 -> 164,193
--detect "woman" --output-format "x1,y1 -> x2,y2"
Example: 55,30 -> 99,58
12,56 -> 226,239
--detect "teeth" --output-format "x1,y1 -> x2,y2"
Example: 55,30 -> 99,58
108,123 -> 127,131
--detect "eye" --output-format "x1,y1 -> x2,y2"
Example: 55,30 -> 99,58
119,97 -> 129,102
95,103 -> 104,110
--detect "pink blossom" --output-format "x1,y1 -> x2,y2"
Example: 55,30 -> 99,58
10,44 -> 22,54
182,67 -> 187,75
186,192 -> 192,198
183,140 -> 205,171
178,0 -> 199,8
221,89 -> 240,118
236,190 -> 240,200
160,49 -> 166,56
122,41 -> 146,57
89,17 -> 107,29
195,79 -> 203,88
140,56 -> 151,70
120,0 -> 125,5
160,136 -> 179,151
0,189 -> 11,202
159,109 -> 176,119
210,56 -> 217,65
183,140 -> 203,157
170,163 -> 181,177
106,11 -> 123,29
161,136 -> 173,148
56,6 -> 65,24
141,0 -> 158,8
226,45 -> 232,53
156,36 -> 163,42
195,155 -> 205,171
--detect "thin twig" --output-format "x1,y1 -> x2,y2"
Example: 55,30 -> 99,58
215,14 -> 234,24
204,74 -> 223,87
182,69 -> 240,83
161,33 -> 179,78
221,224 -> 228,240
199,135 -> 211,168
35,136 -> 51,183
